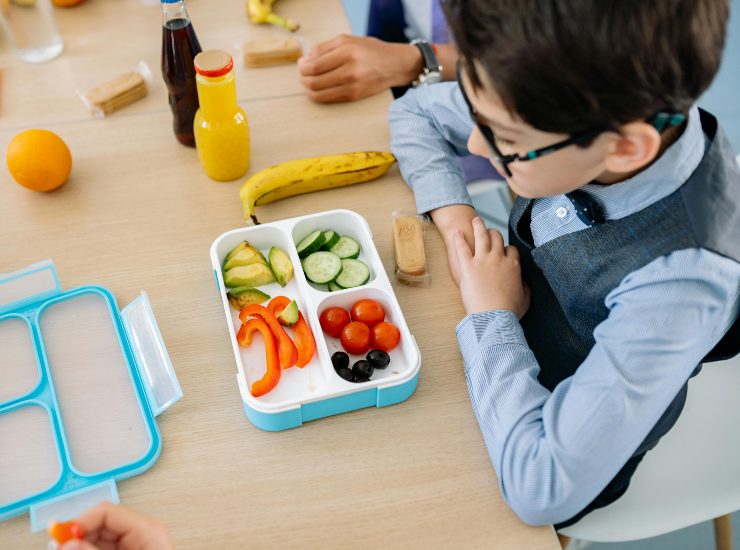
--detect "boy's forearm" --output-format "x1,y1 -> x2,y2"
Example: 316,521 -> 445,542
388,83 -> 476,215
431,204 -> 477,246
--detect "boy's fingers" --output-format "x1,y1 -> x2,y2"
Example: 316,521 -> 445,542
489,228 -> 505,254
504,243 -> 520,260
453,230 -> 473,262
472,217 -> 490,256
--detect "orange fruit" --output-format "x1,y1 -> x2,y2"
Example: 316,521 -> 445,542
6,129 -> 72,192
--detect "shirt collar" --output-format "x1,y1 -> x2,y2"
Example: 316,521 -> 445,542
581,105 -> 705,220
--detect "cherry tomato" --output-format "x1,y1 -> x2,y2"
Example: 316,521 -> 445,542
350,299 -> 386,328
340,321 -> 371,355
319,307 -> 351,338
371,322 -> 401,352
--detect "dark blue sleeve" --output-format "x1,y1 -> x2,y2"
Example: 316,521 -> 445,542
366,0 -> 407,43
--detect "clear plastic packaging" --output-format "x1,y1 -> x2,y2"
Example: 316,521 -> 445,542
392,210 -> 431,287
78,61 -> 152,118
242,36 -> 306,68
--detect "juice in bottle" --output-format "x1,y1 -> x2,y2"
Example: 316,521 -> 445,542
161,0 -> 202,147
193,50 -> 251,181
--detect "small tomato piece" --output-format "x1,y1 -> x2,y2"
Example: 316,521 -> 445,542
371,322 -> 401,352
340,321 -> 371,355
319,306 -> 351,338
350,299 -> 386,328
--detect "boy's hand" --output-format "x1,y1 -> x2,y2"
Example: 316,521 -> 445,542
60,502 -> 173,550
298,35 -> 422,103
453,217 -> 530,319
430,204 -> 477,286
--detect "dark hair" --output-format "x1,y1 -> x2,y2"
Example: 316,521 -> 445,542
443,0 -> 730,135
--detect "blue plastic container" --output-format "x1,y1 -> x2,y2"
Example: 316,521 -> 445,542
0,261 -> 181,530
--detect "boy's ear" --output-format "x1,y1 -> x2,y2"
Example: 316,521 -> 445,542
603,122 -> 662,175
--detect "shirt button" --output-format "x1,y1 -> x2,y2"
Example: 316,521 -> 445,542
555,206 -> 568,218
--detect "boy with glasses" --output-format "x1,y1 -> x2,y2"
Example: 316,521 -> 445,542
389,0 -> 740,528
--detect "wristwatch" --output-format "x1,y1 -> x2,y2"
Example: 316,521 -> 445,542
410,39 -> 442,87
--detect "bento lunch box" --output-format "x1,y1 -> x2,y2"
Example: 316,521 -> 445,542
210,209 -> 421,431
0,260 -> 181,530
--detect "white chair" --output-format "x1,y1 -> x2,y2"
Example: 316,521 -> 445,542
559,354 -> 740,550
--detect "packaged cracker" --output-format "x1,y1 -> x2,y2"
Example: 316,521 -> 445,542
392,210 -> 431,287
79,61 -> 152,118
243,36 -> 303,68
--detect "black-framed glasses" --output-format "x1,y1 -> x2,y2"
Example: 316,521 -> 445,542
456,63 -> 602,177
455,62 -> 686,178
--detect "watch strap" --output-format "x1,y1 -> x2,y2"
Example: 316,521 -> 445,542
410,39 -> 441,86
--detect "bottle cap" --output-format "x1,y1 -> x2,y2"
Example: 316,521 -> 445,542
194,50 -> 234,77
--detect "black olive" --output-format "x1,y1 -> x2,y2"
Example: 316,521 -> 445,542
331,351 -> 350,371
336,366 -> 354,382
353,376 -> 370,384
352,360 -> 374,379
366,349 -> 390,369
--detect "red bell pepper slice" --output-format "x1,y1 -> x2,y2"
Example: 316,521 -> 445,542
237,318 -> 281,397
239,304 -> 298,369
268,297 -> 316,368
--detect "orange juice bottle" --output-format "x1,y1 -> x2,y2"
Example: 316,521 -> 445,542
193,50 -> 250,181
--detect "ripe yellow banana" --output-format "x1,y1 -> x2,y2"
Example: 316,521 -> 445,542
240,152 -> 396,224
247,0 -> 299,32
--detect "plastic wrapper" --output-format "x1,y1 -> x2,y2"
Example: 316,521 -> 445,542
241,36 -> 307,68
78,61 -> 152,118
392,210 -> 431,287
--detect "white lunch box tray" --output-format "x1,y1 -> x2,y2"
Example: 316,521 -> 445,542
210,209 -> 421,431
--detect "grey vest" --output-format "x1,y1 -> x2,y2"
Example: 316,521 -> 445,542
509,109 -> 740,458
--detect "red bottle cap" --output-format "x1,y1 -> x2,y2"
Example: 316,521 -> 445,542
194,50 -> 234,77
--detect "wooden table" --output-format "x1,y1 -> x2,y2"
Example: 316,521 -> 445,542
0,1 -> 560,548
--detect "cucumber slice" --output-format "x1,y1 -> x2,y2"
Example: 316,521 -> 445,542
329,235 -> 361,259
328,280 -> 343,292
302,251 -> 342,284
321,230 -> 341,250
334,259 -> 370,288
296,230 -> 325,258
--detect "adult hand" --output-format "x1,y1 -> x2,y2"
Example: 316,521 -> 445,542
60,503 -> 173,550
453,217 -> 530,318
298,34 -> 422,103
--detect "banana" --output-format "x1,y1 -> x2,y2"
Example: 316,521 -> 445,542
247,0 -> 299,32
240,152 -> 396,224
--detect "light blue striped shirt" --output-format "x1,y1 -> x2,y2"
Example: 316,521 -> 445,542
389,85 -> 740,525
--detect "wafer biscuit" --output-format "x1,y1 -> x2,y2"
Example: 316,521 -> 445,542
393,214 -> 429,285
81,71 -> 147,116
243,37 -> 303,68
